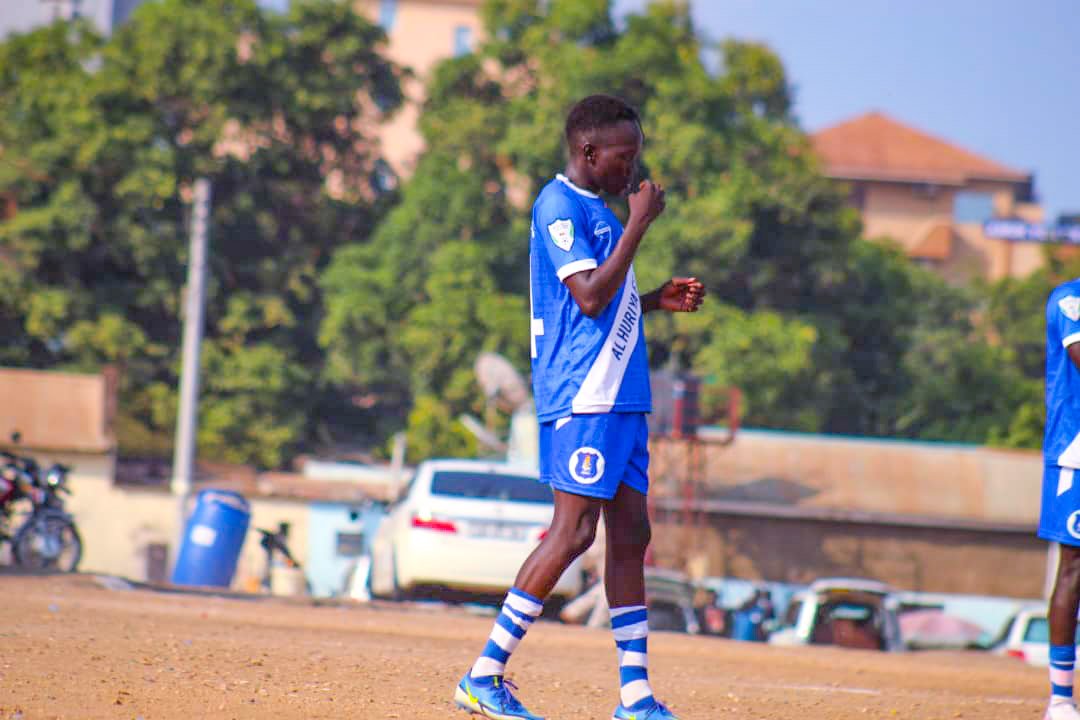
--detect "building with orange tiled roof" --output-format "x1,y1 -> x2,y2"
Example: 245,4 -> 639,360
812,112 -> 1053,282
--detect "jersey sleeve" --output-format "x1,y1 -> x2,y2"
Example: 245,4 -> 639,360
534,192 -> 597,282
1054,291 -> 1080,348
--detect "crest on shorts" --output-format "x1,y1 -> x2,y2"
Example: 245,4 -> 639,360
1061,296 -> 1080,322
568,447 -> 605,485
1068,510 -> 1080,540
548,218 -> 575,252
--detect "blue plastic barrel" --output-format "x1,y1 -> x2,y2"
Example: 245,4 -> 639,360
171,489 -> 251,588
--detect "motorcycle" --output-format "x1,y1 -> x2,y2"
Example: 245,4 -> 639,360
0,432 -> 82,572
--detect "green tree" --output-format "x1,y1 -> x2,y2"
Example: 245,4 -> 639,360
981,251 -> 1080,449
321,0 -> 1035,453
0,0 -> 403,466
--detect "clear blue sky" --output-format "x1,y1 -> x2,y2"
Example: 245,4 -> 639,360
616,0 -> 1080,222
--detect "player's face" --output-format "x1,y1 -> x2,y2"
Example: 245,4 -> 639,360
590,120 -> 643,196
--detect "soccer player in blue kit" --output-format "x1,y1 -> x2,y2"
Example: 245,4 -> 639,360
1040,279 -> 1080,720
453,94 -> 705,720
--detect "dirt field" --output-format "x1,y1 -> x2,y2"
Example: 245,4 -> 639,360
0,573 -> 1048,719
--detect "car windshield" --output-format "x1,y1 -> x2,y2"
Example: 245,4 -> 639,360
430,471 -> 553,504
1024,617 -> 1080,644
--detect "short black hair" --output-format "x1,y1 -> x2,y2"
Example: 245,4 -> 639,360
565,94 -> 640,145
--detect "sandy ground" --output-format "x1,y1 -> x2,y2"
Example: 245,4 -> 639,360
0,573 -> 1049,720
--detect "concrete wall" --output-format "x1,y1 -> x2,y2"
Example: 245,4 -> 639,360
63,471 -> 313,591
305,502 -> 385,597
650,511 -> 1046,598
648,430 -> 1046,596
652,430 -> 1041,524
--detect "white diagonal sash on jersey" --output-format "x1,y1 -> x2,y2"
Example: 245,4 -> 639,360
1059,432 -> 1080,470
572,268 -> 641,414
1060,467 -> 1075,497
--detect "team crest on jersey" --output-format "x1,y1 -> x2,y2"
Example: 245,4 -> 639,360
1060,296 -> 1080,322
594,221 -> 612,244
568,447 -> 605,485
548,218 -> 575,252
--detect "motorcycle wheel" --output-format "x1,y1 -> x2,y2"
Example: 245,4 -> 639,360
13,515 -> 82,572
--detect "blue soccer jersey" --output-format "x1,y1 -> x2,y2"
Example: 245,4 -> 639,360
1045,278 -> 1080,467
528,174 -> 651,423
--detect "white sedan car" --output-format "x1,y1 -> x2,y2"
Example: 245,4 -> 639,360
369,459 -> 585,605
995,604 -> 1080,666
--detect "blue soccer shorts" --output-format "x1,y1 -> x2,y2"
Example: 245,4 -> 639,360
538,412 -> 649,500
1039,463 -> 1080,546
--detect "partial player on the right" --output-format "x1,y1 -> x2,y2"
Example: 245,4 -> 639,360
1039,278 -> 1080,720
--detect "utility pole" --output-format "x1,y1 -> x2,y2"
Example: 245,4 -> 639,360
172,179 -> 211,543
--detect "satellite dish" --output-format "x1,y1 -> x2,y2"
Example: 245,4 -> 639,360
475,352 -> 530,411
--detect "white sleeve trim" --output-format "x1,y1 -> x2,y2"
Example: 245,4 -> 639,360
556,258 -> 598,281
1063,331 -> 1080,348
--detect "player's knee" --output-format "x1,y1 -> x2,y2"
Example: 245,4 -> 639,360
545,518 -> 597,561
628,520 -> 651,552
566,522 -> 597,559
1062,549 -> 1080,583
611,519 -> 651,554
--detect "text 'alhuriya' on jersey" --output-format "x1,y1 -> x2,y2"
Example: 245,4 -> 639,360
529,174 -> 652,424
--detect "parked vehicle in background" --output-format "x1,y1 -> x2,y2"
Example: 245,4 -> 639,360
369,459 -> 585,607
994,605 -> 1080,666
695,577 -> 806,637
768,577 -> 903,652
0,432 -> 82,572
559,567 -> 701,634
642,567 -> 700,634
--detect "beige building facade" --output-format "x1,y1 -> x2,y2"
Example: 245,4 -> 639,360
355,0 -> 483,176
812,112 -> 1054,282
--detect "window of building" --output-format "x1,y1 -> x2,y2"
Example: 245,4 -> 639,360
453,25 -> 473,57
378,0 -> 397,31
953,191 -> 995,224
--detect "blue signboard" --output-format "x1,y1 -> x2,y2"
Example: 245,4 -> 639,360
984,219 -> 1080,244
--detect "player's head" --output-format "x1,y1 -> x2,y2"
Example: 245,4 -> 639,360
565,94 -> 642,196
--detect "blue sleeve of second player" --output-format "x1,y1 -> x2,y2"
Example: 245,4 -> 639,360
534,191 -> 598,282
1054,289 -> 1080,348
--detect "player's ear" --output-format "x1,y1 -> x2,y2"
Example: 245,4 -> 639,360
583,143 -> 596,165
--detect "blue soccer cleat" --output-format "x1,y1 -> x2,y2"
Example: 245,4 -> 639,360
612,698 -> 681,720
454,673 -> 545,720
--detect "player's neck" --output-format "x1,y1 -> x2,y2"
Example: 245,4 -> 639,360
563,165 -> 602,195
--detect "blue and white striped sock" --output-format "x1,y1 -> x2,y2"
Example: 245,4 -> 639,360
1051,644 -> 1076,705
471,587 -> 543,678
611,605 -> 655,709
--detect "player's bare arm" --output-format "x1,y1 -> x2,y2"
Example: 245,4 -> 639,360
564,180 -> 665,317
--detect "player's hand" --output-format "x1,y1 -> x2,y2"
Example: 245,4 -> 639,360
657,277 -> 705,313
628,180 -> 666,227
